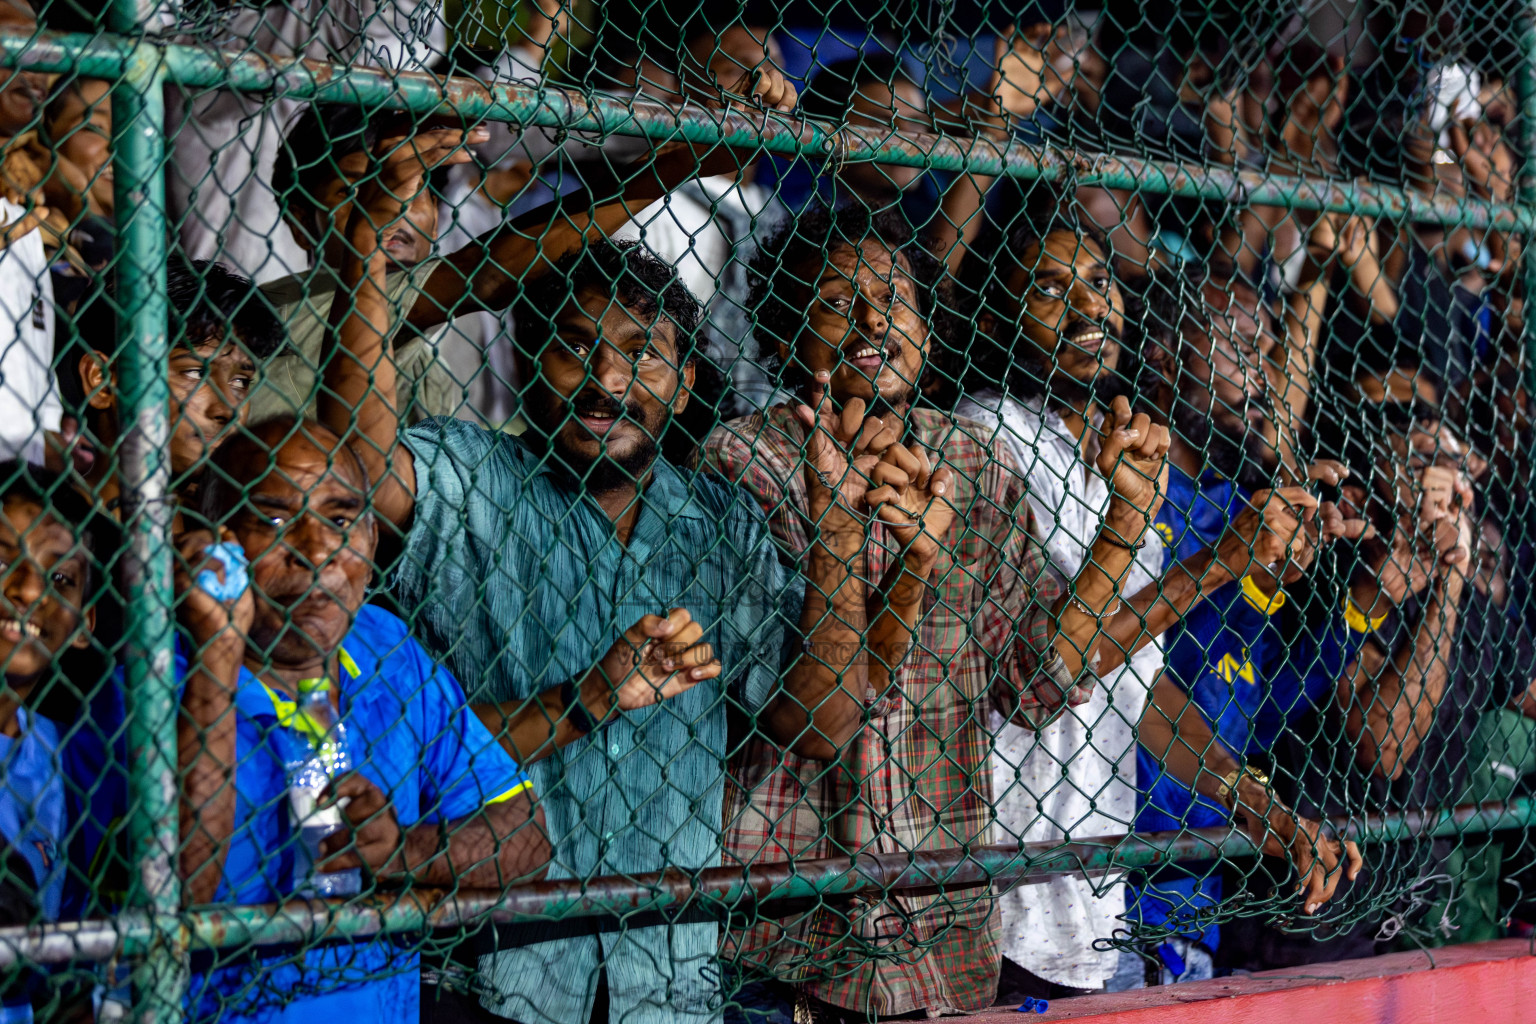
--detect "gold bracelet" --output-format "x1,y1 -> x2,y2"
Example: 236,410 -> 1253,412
1215,764 -> 1272,811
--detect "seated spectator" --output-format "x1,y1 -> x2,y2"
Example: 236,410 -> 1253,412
703,202 -> 1169,1020
36,76 -> 115,312
257,105 -> 478,425
315,81 -> 876,1017
67,258 -> 285,508
75,417 -> 549,1023
38,78 -> 112,223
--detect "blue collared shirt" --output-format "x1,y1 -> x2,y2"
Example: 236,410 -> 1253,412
391,419 -> 802,1024
69,605 -> 531,1024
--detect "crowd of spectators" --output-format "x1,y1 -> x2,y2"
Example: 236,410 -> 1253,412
0,0 -> 1531,1022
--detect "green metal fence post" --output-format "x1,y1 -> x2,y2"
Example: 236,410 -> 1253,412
106,5 -> 182,1019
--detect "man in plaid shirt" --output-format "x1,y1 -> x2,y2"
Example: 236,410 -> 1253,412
700,203 -> 1170,1021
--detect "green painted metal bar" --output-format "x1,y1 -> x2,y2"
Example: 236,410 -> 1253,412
0,28 -> 1522,231
107,15 -> 184,1024
1,798 -> 1530,968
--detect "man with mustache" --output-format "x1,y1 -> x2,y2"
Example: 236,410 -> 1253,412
315,71 -> 883,1020
74,418 -> 550,1023
258,45 -> 785,426
702,203 -> 1170,1021
1128,264 -> 1373,982
953,219 -> 1361,998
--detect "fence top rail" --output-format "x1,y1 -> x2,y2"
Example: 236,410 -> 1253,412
1,798 -> 1528,969
0,27 -> 1523,232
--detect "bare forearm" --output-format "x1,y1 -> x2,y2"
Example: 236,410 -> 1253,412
866,556 -> 929,692
320,242 -> 415,526
397,797 -> 550,888
1356,585 -> 1458,778
1049,530 -> 1139,676
421,146 -> 722,327
473,672 -> 618,765
1137,676 -> 1241,801
178,649 -> 240,904
1095,550 -> 1233,675
765,507 -> 869,758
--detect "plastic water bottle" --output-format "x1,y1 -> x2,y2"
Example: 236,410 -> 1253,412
283,678 -> 361,898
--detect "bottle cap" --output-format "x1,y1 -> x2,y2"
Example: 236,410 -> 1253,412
297,677 -> 331,695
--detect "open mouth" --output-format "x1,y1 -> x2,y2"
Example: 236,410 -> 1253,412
0,618 -> 42,642
576,410 -> 620,435
843,338 -> 897,375
1064,328 -> 1107,353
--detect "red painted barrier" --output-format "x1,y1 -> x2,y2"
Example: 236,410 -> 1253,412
964,938 -> 1536,1024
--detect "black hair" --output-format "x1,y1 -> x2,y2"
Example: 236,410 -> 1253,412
198,416 -> 372,526
0,460 -> 122,723
955,207 -> 1115,397
64,257 -> 285,412
748,201 -> 948,388
271,103 -> 381,218
511,238 -> 705,364
801,52 -> 910,123
0,461 -> 104,585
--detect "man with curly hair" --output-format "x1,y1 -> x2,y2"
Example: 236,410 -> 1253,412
700,202 -> 1170,1021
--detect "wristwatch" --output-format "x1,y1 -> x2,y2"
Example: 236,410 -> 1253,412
560,678 -> 603,735
1216,764 -> 1272,811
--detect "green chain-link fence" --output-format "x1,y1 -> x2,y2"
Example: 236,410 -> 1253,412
0,0 -> 1532,1021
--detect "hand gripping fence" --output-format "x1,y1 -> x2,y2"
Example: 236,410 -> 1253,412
0,1 -> 1534,1020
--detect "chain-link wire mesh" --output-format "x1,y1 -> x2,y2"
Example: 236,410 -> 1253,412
0,0 -> 1530,1020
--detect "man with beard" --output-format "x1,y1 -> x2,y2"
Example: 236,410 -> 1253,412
316,116 -> 879,1018
703,203 -> 1171,1021
953,217 -> 1344,999
1128,265 -> 1372,982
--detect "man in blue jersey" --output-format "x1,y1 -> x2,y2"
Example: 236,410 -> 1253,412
73,418 -> 552,1024
1127,266 -> 1375,981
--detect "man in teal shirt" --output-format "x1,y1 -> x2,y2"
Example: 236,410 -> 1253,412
318,118 -> 886,1019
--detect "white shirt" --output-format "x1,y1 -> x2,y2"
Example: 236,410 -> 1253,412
0,199 -> 59,465
166,1 -> 444,283
615,175 -> 770,307
956,389 -> 1164,989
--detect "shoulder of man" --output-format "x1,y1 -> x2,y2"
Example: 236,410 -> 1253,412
699,409 -> 799,488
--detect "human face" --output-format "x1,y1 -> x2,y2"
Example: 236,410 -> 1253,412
306,147 -> 437,268
787,241 -> 927,410
1006,230 -> 1123,386
526,288 -> 692,490
168,337 -> 259,478
233,436 -> 375,668
841,79 -> 928,196
0,500 -> 92,686
0,8 -> 44,138
1175,282 -> 1274,483
49,80 -> 113,215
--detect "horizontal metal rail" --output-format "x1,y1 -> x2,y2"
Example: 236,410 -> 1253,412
3,798 -> 1530,968
0,28 -> 1523,231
